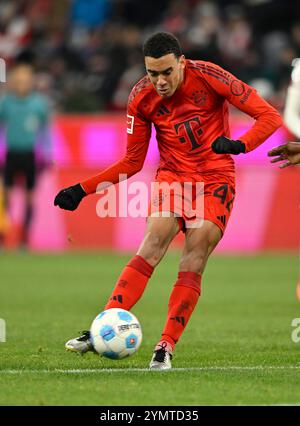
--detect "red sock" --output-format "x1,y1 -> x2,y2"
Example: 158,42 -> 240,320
105,255 -> 154,311
159,272 -> 202,351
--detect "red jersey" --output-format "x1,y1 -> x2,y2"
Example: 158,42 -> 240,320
82,60 -> 282,194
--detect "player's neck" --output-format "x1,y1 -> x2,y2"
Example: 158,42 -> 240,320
176,67 -> 186,92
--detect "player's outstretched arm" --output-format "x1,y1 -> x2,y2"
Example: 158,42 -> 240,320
54,120 -> 150,210
53,145 -> 147,211
54,183 -> 86,211
268,141 -> 300,168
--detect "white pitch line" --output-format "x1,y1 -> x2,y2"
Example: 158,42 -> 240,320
1,366 -> 300,374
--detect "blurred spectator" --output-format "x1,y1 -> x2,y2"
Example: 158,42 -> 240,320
284,58 -> 300,140
111,50 -> 144,110
160,0 -> 189,35
185,1 -> 221,61
217,5 -> 252,74
290,21 -> 300,57
0,1 -> 32,65
70,0 -> 111,29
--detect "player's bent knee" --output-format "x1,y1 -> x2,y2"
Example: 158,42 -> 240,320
179,252 -> 207,274
137,232 -> 169,266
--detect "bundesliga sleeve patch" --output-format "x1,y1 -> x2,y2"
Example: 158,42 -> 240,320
127,115 -> 134,134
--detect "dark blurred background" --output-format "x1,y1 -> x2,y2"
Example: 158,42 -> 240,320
0,0 -> 299,112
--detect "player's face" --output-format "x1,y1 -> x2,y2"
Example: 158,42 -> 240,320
10,66 -> 34,97
145,54 -> 185,98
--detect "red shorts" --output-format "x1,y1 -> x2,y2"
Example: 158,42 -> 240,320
148,169 -> 235,235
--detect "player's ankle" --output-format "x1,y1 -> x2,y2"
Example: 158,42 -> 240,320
155,338 -> 175,353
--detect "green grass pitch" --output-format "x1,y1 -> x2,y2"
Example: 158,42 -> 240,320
0,251 -> 299,406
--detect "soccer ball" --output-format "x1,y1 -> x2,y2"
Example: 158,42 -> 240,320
90,308 -> 142,359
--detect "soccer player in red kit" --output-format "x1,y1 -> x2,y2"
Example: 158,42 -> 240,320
54,32 -> 282,369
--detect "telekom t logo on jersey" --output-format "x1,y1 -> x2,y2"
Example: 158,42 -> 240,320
174,117 -> 203,151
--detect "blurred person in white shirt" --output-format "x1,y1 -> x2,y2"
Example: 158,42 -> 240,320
268,58 -> 300,168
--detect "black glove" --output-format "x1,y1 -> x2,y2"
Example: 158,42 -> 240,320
54,183 -> 86,211
212,136 -> 246,155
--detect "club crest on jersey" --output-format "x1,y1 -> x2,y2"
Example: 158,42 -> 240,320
127,115 -> 134,134
190,90 -> 207,106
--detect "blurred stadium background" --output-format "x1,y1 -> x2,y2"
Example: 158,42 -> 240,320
0,0 -> 299,252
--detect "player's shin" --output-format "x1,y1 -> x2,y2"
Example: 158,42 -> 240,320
104,255 -> 154,310
159,272 -> 201,350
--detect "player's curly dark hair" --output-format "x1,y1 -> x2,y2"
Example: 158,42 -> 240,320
143,32 -> 182,59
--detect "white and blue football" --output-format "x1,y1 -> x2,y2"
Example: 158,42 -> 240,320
90,308 -> 142,359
